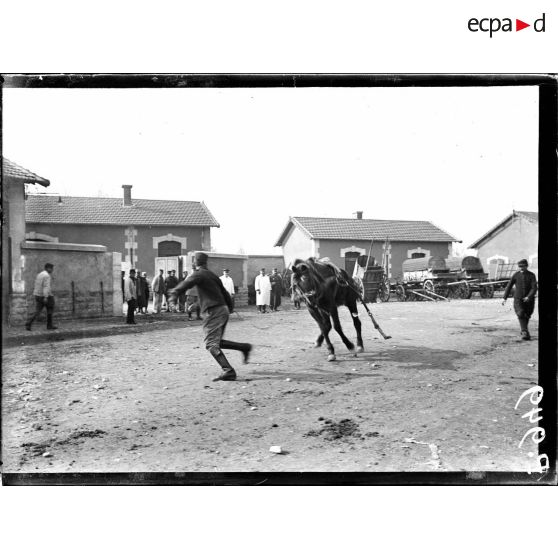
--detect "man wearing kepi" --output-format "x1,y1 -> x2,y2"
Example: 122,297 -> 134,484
502,259 -> 538,340
169,252 -> 252,381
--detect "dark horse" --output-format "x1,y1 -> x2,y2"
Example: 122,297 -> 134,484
291,258 -> 363,361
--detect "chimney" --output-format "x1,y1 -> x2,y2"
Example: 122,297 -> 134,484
122,184 -> 132,206
355,211 -> 363,220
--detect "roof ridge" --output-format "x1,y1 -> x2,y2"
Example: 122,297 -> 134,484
27,194 -> 205,204
294,215 -> 433,224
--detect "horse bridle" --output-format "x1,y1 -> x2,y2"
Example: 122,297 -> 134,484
292,267 -> 318,308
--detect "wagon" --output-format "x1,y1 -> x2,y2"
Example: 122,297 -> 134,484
446,256 -> 495,299
394,256 -> 454,302
352,259 -> 390,303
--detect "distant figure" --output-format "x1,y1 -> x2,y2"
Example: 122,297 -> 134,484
136,271 -> 146,314
291,273 -> 302,309
151,269 -> 165,314
502,259 -> 538,340
121,271 -> 125,301
141,272 -> 150,313
164,270 -> 179,312
178,270 -> 189,312
25,263 -> 57,331
186,266 -> 201,321
220,269 -> 235,312
255,268 -> 271,313
124,269 -> 138,325
169,252 -> 252,382
269,268 -> 282,311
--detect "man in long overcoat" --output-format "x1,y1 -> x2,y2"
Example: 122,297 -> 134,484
502,259 -> 538,340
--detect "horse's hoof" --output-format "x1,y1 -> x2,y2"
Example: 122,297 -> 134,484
355,346 -> 364,353
314,343 -> 322,349
327,354 -> 336,362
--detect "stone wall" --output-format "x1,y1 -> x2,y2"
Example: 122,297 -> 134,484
9,241 -> 123,325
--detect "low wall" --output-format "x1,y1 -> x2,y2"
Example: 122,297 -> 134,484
9,241 -> 122,325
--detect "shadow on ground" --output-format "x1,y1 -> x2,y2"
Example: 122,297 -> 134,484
247,345 -> 465,382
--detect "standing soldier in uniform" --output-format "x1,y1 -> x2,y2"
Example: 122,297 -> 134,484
124,269 -> 138,325
25,263 -> 57,330
164,270 -> 179,312
502,259 -> 538,340
169,252 -> 252,382
151,269 -> 165,314
269,268 -> 282,311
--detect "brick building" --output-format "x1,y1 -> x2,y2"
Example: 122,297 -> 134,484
25,185 -> 219,277
275,213 -> 459,281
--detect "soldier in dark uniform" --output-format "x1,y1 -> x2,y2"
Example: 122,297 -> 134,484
169,252 -> 252,381
502,259 -> 538,340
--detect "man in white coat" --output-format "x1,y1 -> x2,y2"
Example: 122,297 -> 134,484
220,269 -> 236,311
254,268 -> 271,313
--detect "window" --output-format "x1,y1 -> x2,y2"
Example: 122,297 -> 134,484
158,240 -> 181,257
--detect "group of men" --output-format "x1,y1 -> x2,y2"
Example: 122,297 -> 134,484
124,267 -> 236,321
24,256 -> 538,383
254,267 -> 283,313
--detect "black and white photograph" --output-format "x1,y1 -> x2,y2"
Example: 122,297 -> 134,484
1,74 -> 555,484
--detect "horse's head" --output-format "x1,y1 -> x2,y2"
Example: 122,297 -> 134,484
291,260 -> 315,294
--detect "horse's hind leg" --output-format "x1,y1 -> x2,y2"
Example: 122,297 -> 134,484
347,299 -> 364,352
330,306 -> 355,353
314,333 -> 324,348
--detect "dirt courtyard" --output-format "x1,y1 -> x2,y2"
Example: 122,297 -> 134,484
2,297 -> 539,474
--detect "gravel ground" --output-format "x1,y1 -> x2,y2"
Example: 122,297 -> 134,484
2,297 -> 539,473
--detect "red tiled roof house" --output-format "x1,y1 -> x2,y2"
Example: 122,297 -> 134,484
25,185 -> 220,277
275,213 -> 459,281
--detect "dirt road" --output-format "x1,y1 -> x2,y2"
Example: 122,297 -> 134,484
2,298 -> 538,473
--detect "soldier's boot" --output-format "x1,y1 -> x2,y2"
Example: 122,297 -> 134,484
209,349 -> 237,381
220,340 -> 253,363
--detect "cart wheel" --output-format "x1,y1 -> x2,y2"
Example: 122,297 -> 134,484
378,277 -> 391,302
462,282 -> 472,299
396,285 -> 406,302
480,284 -> 494,298
423,279 -> 434,293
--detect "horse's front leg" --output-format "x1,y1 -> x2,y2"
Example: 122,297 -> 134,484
309,307 -> 336,361
330,306 -> 355,353
347,299 -> 364,353
314,333 -> 324,348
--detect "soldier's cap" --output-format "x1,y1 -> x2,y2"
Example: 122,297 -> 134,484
195,252 -> 209,265
223,268 -> 230,273
518,259 -> 528,266
130,269 -> 136,274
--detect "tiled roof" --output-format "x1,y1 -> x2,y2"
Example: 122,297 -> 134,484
468,210 -> 538,249
275,216 -> 458,246
25,195 -> 220,227
2,157 -> 50,186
